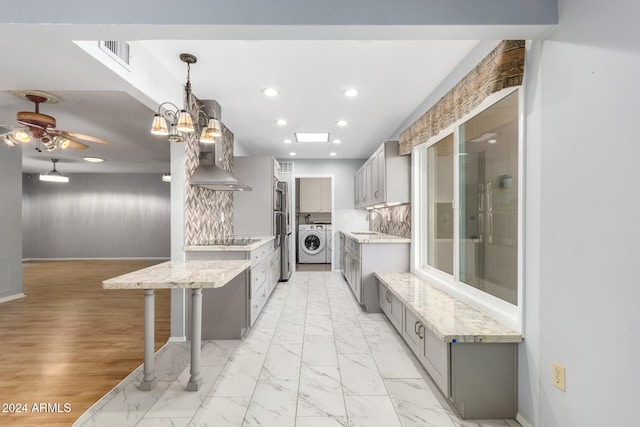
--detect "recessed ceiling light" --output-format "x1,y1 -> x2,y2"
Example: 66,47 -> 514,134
336,120 -> 348,127
295,132 -> 330,143
283,139 -> 293,144
289,152 -> 296,156
275,119 -> 287,126
487,139 -> 498,144
82,157 -> 104,163
343,89 -> 359,97
261,88 -> 278,96
329,152 -> 337,156
332,139 -> 341,144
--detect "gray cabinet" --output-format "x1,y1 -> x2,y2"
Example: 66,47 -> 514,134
185,239 -> 278,331
340,232 -> 410,312
379,282 -> 403,333
299,177 -> 331,212
355,140 -> 410,209
234,156 -> 279,236
249,241 -> 277,326
343,235 -> 361,302
379,281 -> 518,420
403,307 -> 449,395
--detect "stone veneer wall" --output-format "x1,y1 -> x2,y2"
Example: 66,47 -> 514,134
369,204 -> 411,238
184,125 -> 234,245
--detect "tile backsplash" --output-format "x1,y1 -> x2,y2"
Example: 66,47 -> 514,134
184,125 -> 234,245
369,204 -> 411,238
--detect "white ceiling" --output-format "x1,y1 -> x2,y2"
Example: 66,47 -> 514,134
0,19 -> 549,174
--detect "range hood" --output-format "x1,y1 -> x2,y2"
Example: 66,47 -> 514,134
190,151 -> 252,191
188,99 -> 251,191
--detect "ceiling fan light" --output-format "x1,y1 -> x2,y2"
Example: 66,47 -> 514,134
176,110 -> 195,133
41,138 -> 56,150
39,159 -> 69,183
150,114 -> 169,135
207,118 -> 222,137
14,130 -> 32,143
3,135 -> 17,147
39,173 -> 69,183
56,137 -> 71,149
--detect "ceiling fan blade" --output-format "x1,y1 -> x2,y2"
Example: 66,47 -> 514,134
46,129 -> 90,150
59,131 -> 111,145
65,137 -> 90,150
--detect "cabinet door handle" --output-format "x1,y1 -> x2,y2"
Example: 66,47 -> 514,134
386,290 -> 391,303
414,321 -> 419,335
418,324 -> 425,339
374,190 -> 379,199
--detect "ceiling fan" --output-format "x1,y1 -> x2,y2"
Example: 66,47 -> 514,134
0,90 -> 111,152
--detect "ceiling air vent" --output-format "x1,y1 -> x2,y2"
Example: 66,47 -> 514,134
99,41 -> 130,69
280,162 -> 294,173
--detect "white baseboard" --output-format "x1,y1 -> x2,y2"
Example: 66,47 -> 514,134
0,293 -> 26,304
517,413 -> 534,427
168,336 -> 187,343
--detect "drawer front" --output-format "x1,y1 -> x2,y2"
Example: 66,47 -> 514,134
379,283 -> 391,316
402,307 -> 423,355
251,244 -> 270,266
250,259 -> 266,296
389,293 -> 403,333
423,326 -> 449,395
250,283 -> 267,325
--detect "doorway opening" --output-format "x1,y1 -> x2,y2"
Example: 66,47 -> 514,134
293,176 -> 334,272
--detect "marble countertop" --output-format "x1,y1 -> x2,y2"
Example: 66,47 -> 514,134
103,260 -> 251,290
184,236 -> 274,252
341,230 -> 411,244
375,272 -> 522,344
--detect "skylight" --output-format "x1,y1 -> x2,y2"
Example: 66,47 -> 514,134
294,132 -> 330,143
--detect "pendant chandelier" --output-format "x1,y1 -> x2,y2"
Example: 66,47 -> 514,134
150,53 -> 221,144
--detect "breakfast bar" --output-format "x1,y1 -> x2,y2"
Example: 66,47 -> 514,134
102,259 -> 251,392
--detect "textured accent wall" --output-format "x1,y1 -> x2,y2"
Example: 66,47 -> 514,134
22,173 -> 170,259
369,204 -> 411,238
399,40 -> 525,155
183,125 -> 234,245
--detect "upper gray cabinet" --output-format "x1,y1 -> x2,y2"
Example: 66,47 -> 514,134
355,140 -> 410,209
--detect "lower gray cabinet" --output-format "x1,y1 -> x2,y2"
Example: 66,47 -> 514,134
402,307 -> 450,395
449,342 -> 517,420
379,282 -> 403,333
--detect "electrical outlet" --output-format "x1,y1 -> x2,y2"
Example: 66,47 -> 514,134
552,362 -> 566,391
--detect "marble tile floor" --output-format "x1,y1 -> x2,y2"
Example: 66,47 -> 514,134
74,271 -> 521,427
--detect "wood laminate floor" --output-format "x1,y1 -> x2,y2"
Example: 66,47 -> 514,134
0,260 -> 170,427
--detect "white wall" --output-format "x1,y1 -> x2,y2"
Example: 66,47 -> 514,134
0,145 -> 23,301
521,0 -> 640,425
23,173 -> 171,259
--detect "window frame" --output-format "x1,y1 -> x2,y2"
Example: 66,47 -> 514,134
411,87 -> 524,332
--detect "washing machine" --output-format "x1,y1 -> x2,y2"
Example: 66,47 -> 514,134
298,224 -> 327,263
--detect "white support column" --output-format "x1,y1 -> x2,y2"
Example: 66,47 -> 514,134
186,288 -> 203,391
138,289 -> 156,391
